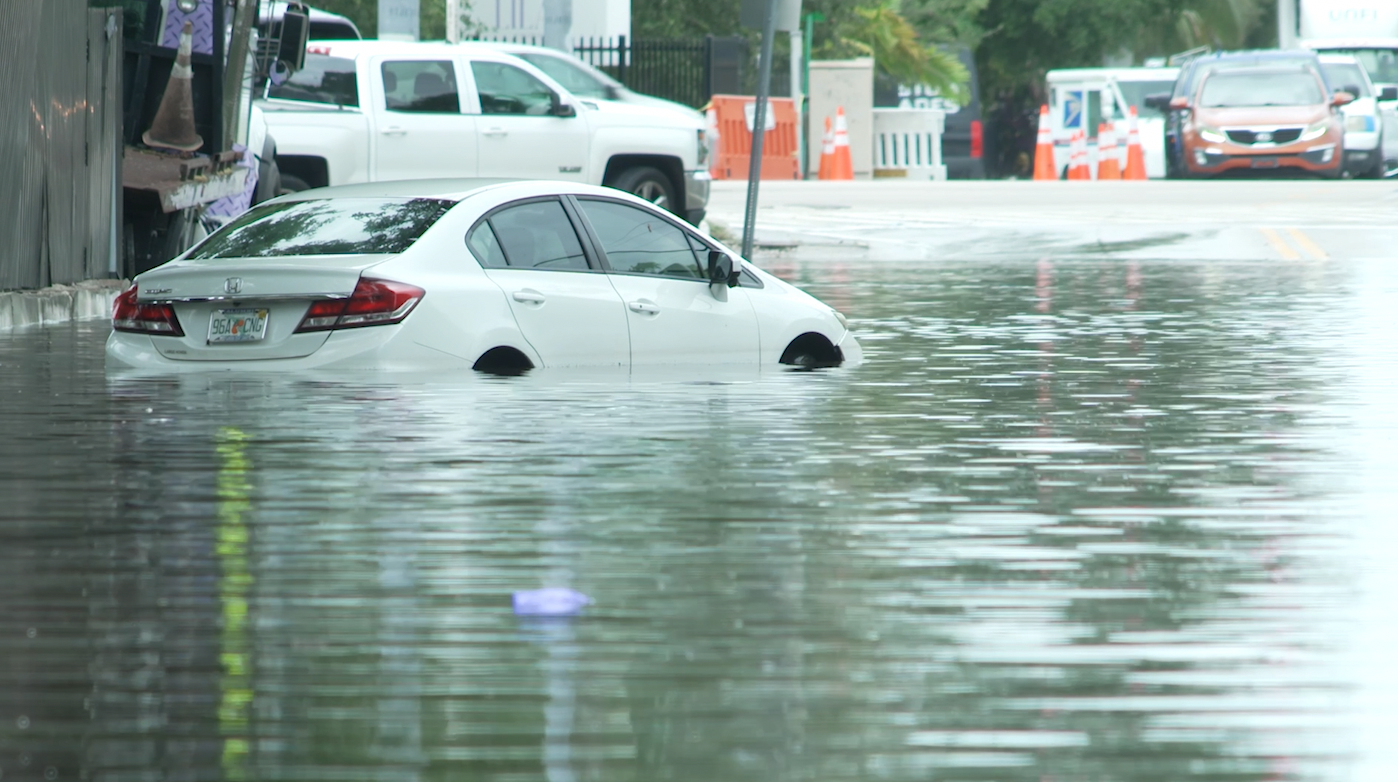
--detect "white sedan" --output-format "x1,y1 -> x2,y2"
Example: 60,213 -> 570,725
106,179 -> 861,373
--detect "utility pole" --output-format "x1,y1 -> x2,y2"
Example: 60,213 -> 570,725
741,0 -> 780,260
223,0 -> 258,148
1278,0 -> 1298,49
447,0 -> 461,42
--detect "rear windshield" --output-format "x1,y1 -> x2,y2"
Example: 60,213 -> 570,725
1318,49 -> 1398,84
188,198 -> 453,259
266,54 -> 359,107
1199,71 -> 1324,107
1322,63 -> 1371,97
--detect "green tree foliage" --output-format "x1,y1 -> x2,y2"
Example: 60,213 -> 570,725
311,0 -> 474,40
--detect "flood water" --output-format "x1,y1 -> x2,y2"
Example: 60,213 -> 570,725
3,255 -> 1397,782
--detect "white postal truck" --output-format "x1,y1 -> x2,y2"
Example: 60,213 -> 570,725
1045,66 -> 1180,179
256,40 -> 712,224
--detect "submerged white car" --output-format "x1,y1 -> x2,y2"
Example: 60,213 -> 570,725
106,179 -> 860,373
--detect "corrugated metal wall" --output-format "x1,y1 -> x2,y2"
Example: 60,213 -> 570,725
0,3 -> 121,291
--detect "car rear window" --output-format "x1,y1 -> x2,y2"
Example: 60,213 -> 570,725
1199,71 -> 1324,108
266,54 -> 359,107
187,198 -> 453,259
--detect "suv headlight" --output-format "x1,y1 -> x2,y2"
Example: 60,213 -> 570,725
1345,114 -> 1378,133
1197,125 -> 1227,143
1300,120 -> 1331,141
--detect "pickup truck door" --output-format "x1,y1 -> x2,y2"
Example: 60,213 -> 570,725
368,57 -> 478,180
466,60 -> 590,182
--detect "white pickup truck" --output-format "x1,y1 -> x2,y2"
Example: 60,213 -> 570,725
255,40 -> 712,224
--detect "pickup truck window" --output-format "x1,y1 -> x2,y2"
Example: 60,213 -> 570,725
516,52 -> 611,100
188,198 -> 454,258
383,61 -> 461,114
471,62 -> 555,116
266,54 -> 359,107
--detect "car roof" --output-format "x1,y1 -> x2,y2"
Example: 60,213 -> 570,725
1317,53 -> 1362,64
267,178 -> 654,206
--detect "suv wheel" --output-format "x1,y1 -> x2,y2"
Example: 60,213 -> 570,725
612,166 -> 675,211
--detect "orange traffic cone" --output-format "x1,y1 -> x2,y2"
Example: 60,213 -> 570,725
1067,130 -> 1089,180
1123,107 -> 1147,180
1032,104 -> 1056,181
830,107 -> 854,180
143,20 -> 204,152
1096,122 -> 1122,180
817,116 -> 834,180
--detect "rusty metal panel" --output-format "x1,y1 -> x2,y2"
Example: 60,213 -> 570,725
0,0 -> 121,291
0,1 -> 45,290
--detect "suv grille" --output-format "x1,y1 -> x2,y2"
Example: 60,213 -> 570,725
1226,128 -> 1303,145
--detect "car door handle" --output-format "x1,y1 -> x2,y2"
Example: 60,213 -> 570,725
380,126 -> 407,136
482,127 -> 508,137
627,301 -> 660,314
512,290 -> 545,304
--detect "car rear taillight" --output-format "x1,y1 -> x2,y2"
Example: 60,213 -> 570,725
970,119 -> 984,159
112,285 -> 185,336
294,277 -> 424,333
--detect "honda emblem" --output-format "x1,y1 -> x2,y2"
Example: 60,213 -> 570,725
224,277 -> 242,295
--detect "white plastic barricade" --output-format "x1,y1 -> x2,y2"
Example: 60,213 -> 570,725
872,109 -> 947,180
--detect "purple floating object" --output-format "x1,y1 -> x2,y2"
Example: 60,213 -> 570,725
512,588 -> 592,617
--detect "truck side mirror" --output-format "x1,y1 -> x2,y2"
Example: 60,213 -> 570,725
1380,85 -> 1398,102
276,3 -> 310,74
1143,92 -> 1170,111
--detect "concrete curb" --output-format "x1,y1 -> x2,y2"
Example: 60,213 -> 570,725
0,280 -> 128,331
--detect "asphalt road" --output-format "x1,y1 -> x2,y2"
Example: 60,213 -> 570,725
707,179 -> 1398,262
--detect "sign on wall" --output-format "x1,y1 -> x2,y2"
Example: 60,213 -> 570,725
379,0 -> 420,41
1300,0 -> 1398,38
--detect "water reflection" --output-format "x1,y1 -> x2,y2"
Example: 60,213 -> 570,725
1,254 -> 1394,781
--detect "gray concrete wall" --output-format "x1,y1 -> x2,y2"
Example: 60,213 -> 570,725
806,58 -> 875,179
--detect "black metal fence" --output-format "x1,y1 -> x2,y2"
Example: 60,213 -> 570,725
475,34 -> 792,109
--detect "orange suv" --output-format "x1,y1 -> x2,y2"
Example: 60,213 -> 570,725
1172,65 -> 1351,178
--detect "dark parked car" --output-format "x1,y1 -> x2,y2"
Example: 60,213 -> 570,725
1146,50 -> 1334,178
874,46 -> 987,179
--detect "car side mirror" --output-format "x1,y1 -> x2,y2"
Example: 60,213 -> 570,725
1380,85 -> 1398,102
605,85 -> 622,100
1333,90 -> 1355,107
1168,96 -> 1191,111
1144,92 -> 1170,111
550,93 -> 576,117
707,250 -> 739,288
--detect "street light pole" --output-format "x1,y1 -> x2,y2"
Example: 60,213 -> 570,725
740,0 -> 779,260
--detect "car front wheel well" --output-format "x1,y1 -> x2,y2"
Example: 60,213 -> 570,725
473,346 -> 534,375
779,333 -> 843,369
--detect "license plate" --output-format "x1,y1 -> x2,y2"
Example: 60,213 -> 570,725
207,308 -> 269,343
1251,157 -> 1280,169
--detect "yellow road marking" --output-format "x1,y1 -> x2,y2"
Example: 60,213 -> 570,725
1286,227 -> 1329,260
1259,227 -> 1301,260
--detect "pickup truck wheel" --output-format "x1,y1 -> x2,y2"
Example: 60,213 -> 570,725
612,166 -> 675,211
279,173 -> 309,195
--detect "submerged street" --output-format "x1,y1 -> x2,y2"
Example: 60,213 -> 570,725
4,181 -> 1398,781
